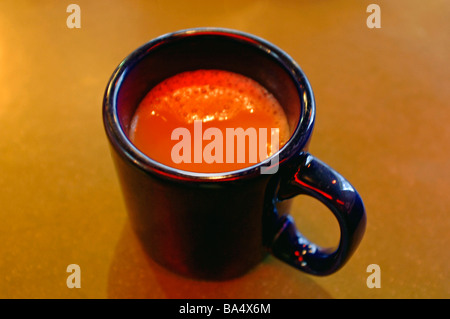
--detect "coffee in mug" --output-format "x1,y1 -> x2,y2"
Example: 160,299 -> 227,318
129,69 -> 290,173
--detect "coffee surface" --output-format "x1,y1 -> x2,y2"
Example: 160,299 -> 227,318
129,69 -> 290,173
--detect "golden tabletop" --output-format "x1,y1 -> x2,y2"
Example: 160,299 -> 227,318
0,0 -> 448,299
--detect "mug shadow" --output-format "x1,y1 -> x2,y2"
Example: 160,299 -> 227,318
107,221 -> 332,299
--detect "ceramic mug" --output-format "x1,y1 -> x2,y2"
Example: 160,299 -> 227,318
103,28 -> 366,280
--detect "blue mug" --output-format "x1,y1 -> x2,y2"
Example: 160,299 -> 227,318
103,28 -> 366,280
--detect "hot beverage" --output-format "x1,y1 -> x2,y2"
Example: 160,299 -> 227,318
129,69 -> 290,173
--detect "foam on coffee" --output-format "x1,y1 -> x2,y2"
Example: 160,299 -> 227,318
129,69 -> 290,173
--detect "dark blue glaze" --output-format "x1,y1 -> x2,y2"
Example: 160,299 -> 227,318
103,28 -> 366,280
272,153 -> 366,276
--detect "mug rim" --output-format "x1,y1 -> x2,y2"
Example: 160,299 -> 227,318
103,27 -> 315,181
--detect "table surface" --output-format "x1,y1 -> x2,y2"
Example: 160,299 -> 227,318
0,0 -> 448,299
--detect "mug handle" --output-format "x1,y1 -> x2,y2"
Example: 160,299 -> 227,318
269,152 -> 367,276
